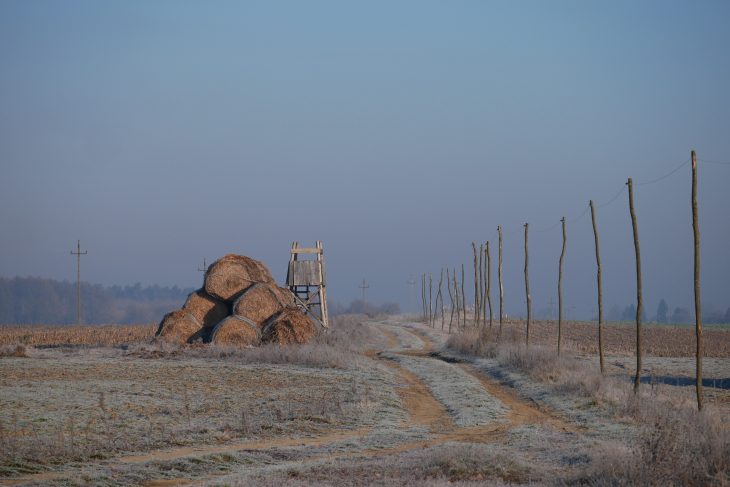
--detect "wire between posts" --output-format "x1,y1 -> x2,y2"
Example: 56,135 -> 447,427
635,159 -> 690,186
597,185 -> 626,209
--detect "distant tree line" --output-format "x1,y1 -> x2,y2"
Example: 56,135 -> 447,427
0,276 -> 193,324
605,298 -> 729,325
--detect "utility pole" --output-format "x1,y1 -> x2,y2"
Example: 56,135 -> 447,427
406,276 -> 416,314
691,150 -> 703,410
359,279 -> 370,306
70,240 -> 88,325
198,259 -> 207,273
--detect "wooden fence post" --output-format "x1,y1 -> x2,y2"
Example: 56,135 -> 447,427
478,243 -> 484,326
486,242 -> 493,328
438,268 -> 445,330
453,268 -> 460,327
472,242 -> 479,325
627,178 -> 643,392
461,264 -> 466,329
590,200 -> 605,374
691,150 -> 703,410
558,217 -> 566,355
447,268 -> 455,333
421,273 -> 427,322
429,272 -> 433,328
524,223 -> 531,347
482,244 -> 488,324
498,226 -> 504,335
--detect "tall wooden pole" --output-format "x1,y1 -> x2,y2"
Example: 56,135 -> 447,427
421,274 -> 427,322
438,268 -> 445,330
447,268 -> 455,332
477,244 -> 484,324
481,244 -> 488,324
627,178 -> 643,392
524,223 -> 531,347
428,273 -> 433,327
70,240 -> 88,325
461,264 -> 466,329
498,226 -> 504,334
486,242 -> 493,328
558,217 -> 566,355
453,268 -> 460,326
691,150 -> 703,410
472,242 -> 479,325
590,200 -> 605,374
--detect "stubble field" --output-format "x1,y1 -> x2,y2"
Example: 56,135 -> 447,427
0,316 -> 728,486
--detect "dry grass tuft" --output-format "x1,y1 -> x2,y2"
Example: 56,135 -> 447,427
583,405 -> 730,486
446,326 -> 730,486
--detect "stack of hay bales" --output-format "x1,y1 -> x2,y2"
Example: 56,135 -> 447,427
155,254 -> 317,346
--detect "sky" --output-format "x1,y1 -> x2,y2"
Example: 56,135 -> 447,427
1,1 -> 729,318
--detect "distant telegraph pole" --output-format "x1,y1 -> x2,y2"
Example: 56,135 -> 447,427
198,259 -> 207,273
359,279 -> 370,305
407,276 -> 416,314
70,240 -> 88,325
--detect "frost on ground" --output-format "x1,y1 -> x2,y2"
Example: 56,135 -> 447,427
369,321 -> 426,351
380,352 -> 507,427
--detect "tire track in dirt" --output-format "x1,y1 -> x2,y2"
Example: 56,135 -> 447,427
2,321 -> 574,486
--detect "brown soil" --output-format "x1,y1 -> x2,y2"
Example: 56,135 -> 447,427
501,320 -> 730,357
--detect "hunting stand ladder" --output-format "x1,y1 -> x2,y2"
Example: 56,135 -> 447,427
286,241 -> 329,328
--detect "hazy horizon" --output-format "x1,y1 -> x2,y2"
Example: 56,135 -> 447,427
1,1 -> 729,320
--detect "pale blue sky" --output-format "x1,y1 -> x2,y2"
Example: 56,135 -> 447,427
1,1 -> 729,317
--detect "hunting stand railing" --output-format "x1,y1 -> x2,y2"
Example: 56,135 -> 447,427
286,241 -> 329,328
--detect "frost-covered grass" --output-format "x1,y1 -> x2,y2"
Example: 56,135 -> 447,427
202,442 -> 531,486
444,327 -> 730,486
381,352 -> 507,427
0,349 -> 402,478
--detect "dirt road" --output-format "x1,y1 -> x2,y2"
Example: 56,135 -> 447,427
2,320 -> 607,486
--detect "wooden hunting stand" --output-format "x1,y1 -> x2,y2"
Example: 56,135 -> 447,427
286,241 -> 329,328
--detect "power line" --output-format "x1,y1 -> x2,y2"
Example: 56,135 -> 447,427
569,206 -> 590,224
597,185 -> 626,208
635,159 -> 690,186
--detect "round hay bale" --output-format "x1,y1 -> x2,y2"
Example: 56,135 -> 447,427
204,254 -> 276,302
274,286 -> 297,307
183,289 -> 230,328
155,310 -> 202,345
261,308 -> 318,346
232,284 -> 286,328
210,315 -> 260,347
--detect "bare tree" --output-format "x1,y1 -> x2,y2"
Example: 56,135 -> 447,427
627,178 -> 643,392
